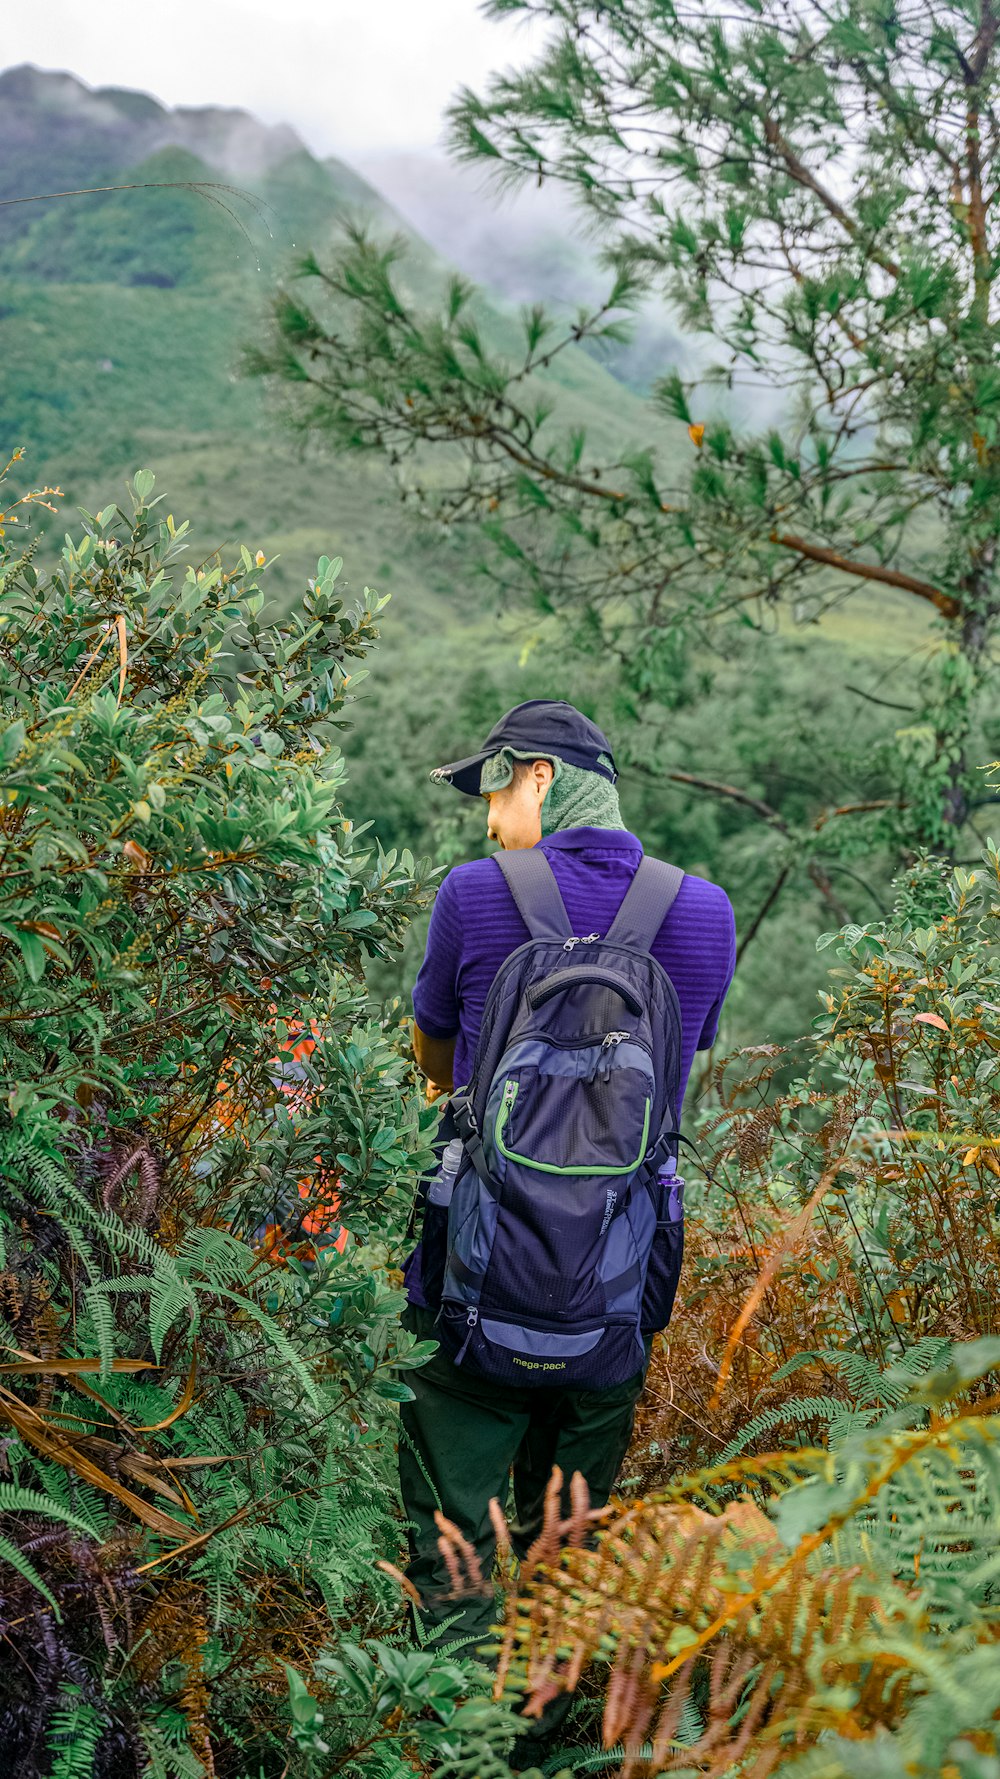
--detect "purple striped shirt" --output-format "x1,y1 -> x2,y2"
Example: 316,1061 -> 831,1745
413,827 -> 736,1109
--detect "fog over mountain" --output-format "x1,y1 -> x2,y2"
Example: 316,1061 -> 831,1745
359,151 -> 785,423
0,63 -> 389,234
0,61 -> 690,397
0,63 -> 675,598
357,151 -> 595,306
0,62 -> 780,428
359,148 -> 694,395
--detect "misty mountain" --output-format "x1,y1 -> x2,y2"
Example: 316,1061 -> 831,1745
0,63 -> 406,267
0,62 -> 305,180
0,65 -> 679,619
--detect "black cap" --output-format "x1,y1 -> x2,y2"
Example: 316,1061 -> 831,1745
431,699 -> 618,798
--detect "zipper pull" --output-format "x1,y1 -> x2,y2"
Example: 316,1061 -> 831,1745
455,1306 -> 479,1365
582,932 -> 601,944
602,1031 -> 629,1049
563,936 -> 580,951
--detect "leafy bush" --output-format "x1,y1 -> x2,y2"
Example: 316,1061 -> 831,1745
631,847 -> 1000,1480
0,454 -> 443,1775
8,445 -> 1000,1778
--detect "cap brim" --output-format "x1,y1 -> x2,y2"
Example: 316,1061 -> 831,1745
429,752 -> 491,797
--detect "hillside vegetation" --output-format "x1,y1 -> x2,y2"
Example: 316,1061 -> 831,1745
0,67 -> 670,595
0,65 -> 942,1055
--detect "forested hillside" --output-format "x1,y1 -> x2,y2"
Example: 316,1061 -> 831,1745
1,67 -> 953,1051
0,65 -> 665,596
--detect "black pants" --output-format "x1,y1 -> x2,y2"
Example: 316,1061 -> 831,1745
399,1304 -> 648,1652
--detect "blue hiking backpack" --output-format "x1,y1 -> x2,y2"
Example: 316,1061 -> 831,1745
421,848 -> 687,1391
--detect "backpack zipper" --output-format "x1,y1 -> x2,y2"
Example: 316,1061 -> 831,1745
472,937 -> 681,1100
447,1302 -> 630,1337
477,937 -> 680,1046
563,932 -> 601,951
455,1306 -> 479,1363
495,1078 -> 519,1149
599,1030 -> 631,1080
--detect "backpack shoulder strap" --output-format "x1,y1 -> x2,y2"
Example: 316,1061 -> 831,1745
493,847 -> 573,943
606,856 -> 685,953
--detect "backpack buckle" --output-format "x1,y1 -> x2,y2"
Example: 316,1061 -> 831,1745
452,1095 -> 478,1139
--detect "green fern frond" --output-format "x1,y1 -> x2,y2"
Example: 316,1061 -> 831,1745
801,1339 -> 953,1409
140,1724 -> 205,1779
150,1272 -> 198,1362
717,1395 -> 862,1463
47,1688 -> 105,1779
82,1282 -> 120,1376
211,1286 -> 324,1407
0,1532 -> 62,1613
177,1225 -> 254,1287
0,1482 -> 101,1532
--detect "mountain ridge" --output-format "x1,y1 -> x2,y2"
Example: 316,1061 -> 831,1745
0,63 -> 310,191
0,64 -> 674,622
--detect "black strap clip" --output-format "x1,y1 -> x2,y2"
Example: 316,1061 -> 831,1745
451,1094 -> 478,1140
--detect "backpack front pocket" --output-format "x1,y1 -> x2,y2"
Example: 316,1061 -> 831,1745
477,1045 -> 656,1325
489,1043 -> 654,1179
437,1300 -> 644,1388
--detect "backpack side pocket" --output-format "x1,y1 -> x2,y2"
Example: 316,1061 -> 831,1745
419,1137 -> 464,1311
641,1169 -> 684,1337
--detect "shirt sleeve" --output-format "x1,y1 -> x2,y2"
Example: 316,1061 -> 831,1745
697,892 -> 737,1050
412,870 -> 463,1039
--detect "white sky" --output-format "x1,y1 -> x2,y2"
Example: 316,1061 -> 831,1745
2,0 -> 543,158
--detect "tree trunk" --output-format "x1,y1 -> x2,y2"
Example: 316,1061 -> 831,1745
940,545 -> 998,844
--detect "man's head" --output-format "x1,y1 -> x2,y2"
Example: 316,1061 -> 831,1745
431,700 -> 624,848
483,756 -> 555,850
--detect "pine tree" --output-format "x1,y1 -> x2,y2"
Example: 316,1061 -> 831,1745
255,0 -> 1000,856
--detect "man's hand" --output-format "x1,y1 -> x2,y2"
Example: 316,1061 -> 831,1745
412,1021 -> 456,1099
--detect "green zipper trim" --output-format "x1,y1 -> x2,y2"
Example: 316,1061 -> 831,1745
494,1078 -> 652,1177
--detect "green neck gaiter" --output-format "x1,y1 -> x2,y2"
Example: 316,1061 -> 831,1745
479,747 -> 627,836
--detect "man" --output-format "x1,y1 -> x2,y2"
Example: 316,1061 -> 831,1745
401,699 -> 735,1654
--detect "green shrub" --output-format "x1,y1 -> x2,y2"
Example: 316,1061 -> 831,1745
0,455 -> 443,1775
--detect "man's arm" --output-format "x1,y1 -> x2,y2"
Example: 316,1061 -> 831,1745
411,872 -> 463,1098
412,1022 -> 456,1098
697,891 -> 737,1050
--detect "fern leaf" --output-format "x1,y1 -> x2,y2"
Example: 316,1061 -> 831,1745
0,1532 -> 61,1613
83,1283 -> 120,1376
47,1688 -> 104,1779
0,1483 -> 101,1534
211,1287 -> 324,1407
150,1272 -> 197,1364
717,1395 -> 851,1463
178,1226 -> 254,1288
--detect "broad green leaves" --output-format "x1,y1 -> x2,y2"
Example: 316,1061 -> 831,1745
0,460 -> 441,1773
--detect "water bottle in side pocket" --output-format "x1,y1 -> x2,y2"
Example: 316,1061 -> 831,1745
420,1135 -> 465,1309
